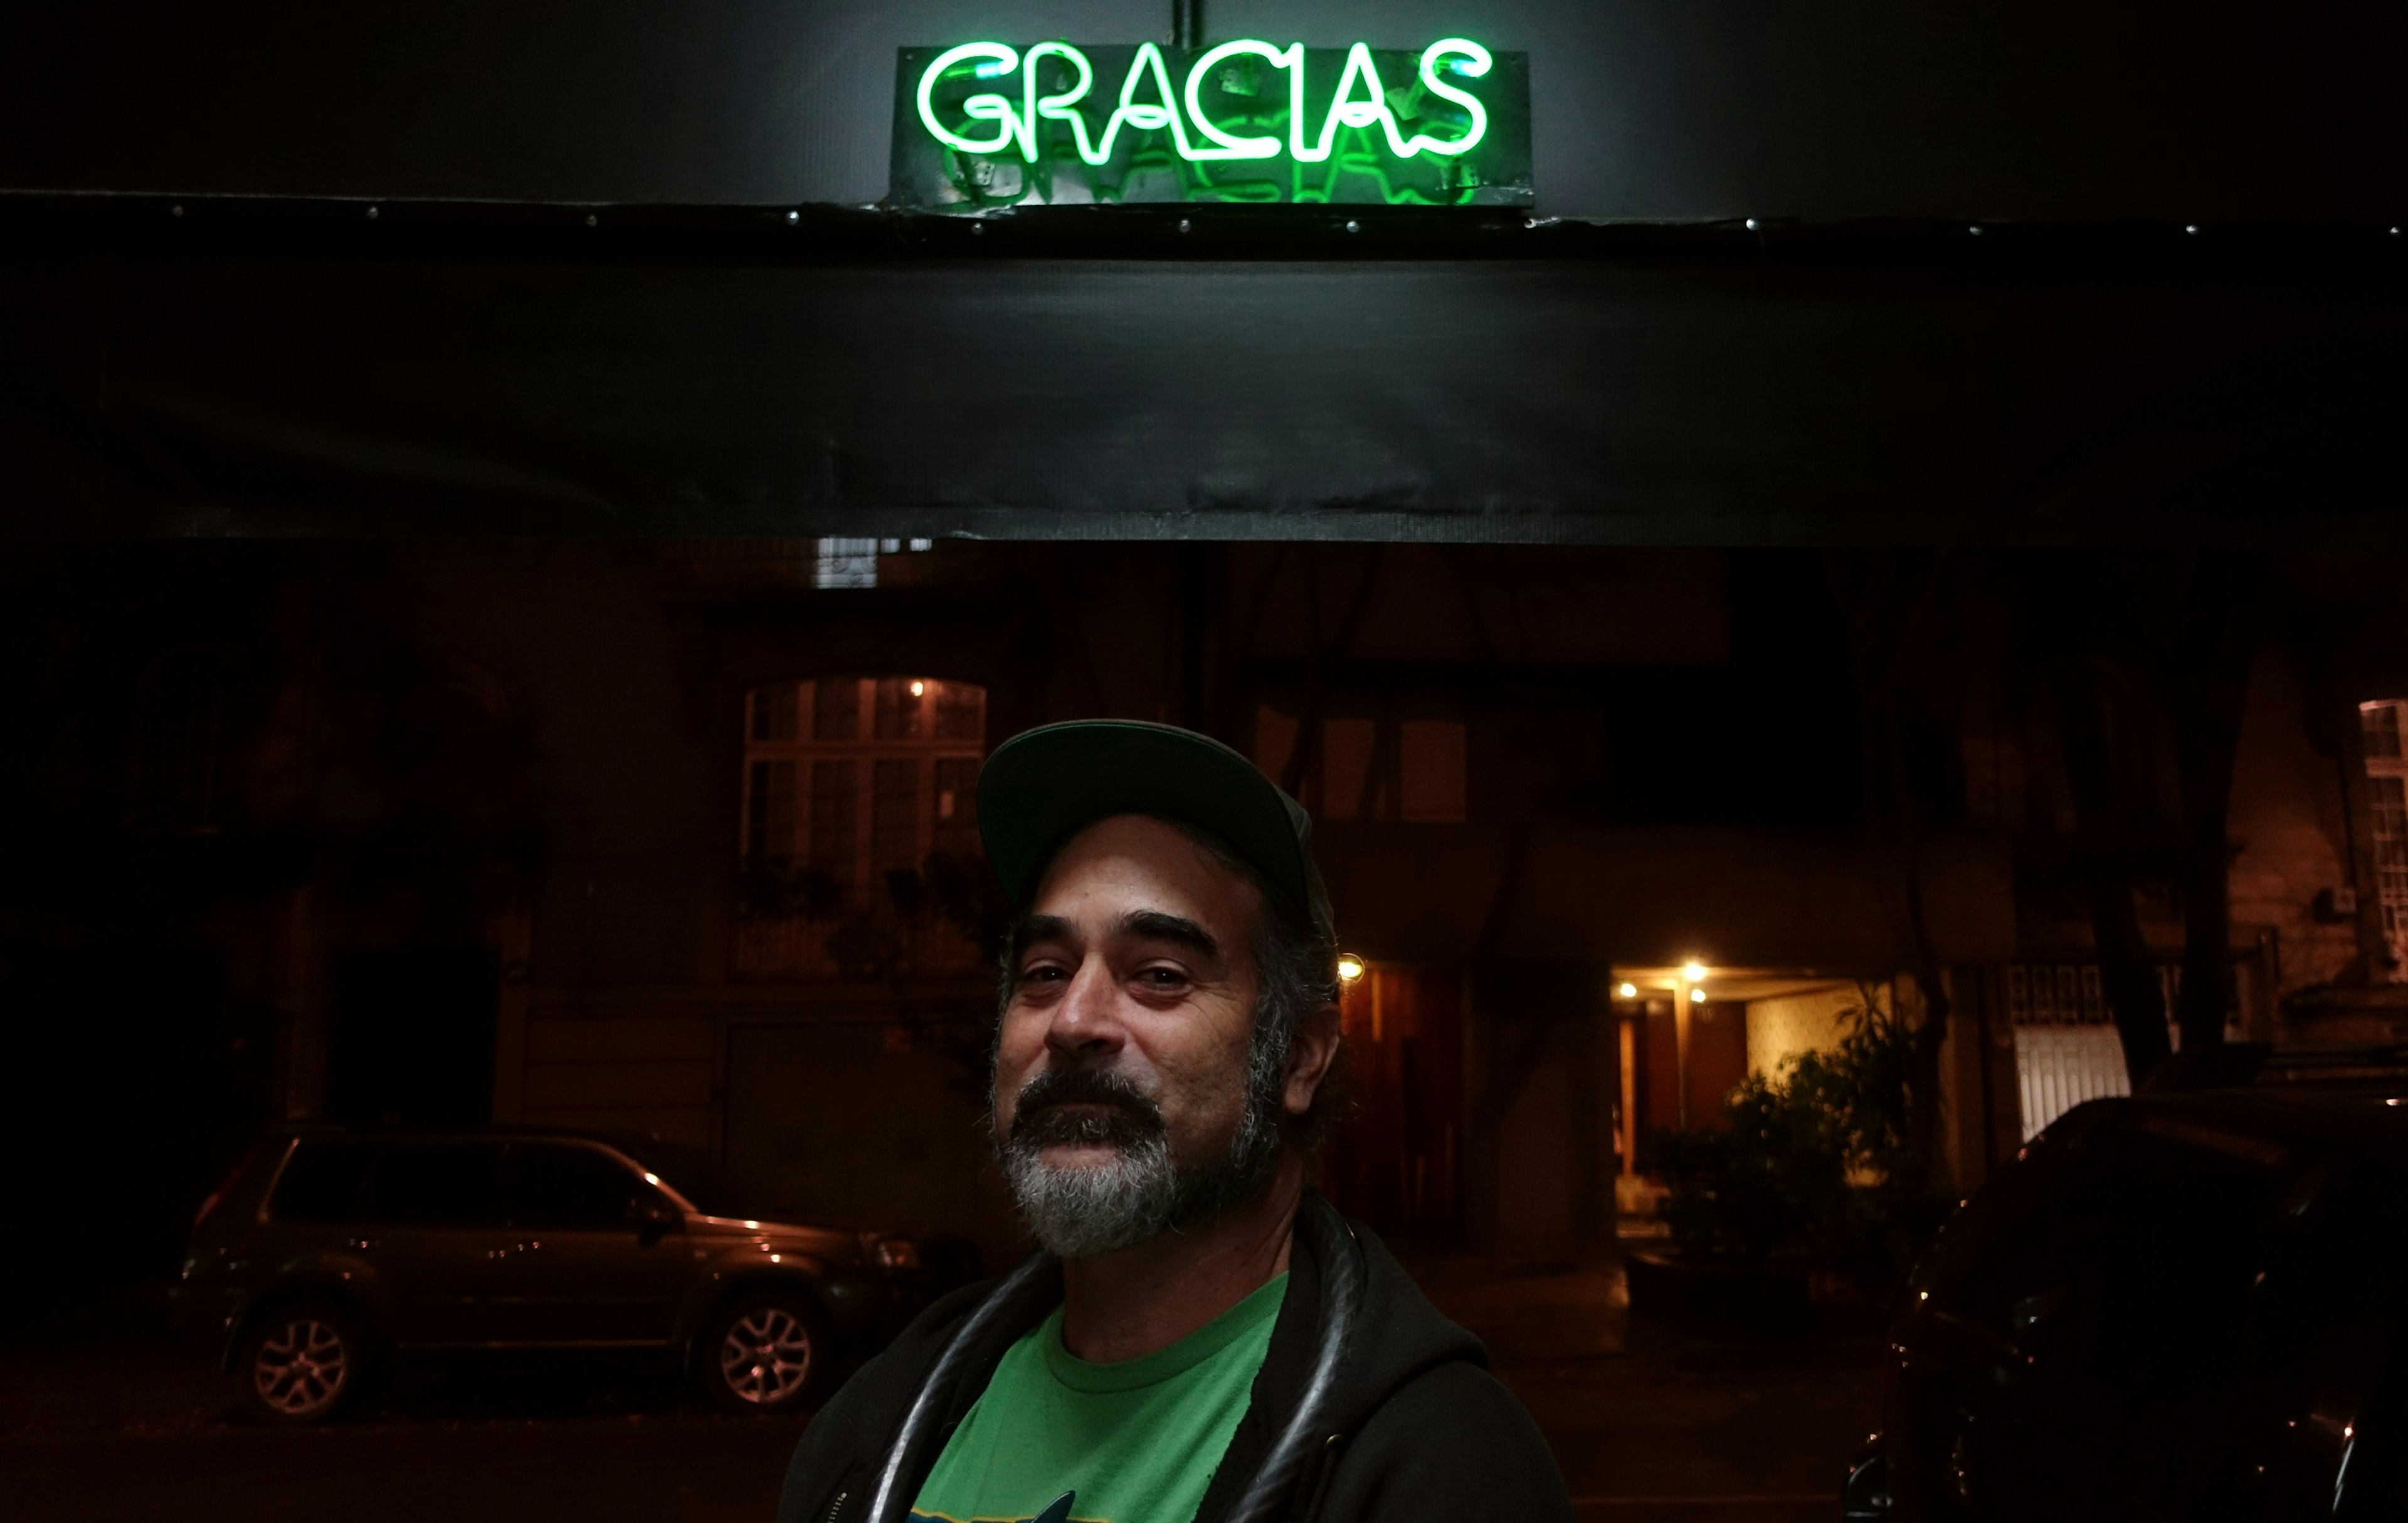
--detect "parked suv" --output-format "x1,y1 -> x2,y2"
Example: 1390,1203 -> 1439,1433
1848,1055 -> 2408,1520
171,1127 -> 980,1424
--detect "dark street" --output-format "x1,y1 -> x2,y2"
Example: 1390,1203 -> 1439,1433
2,1251 -> 1876,1522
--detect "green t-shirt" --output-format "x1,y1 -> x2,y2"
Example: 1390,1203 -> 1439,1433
909,1273 -> 1289,1523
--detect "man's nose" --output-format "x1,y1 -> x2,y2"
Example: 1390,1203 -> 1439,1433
1044,958 -> 1128,1058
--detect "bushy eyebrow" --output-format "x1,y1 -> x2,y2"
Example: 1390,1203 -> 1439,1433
1006,910 -> 1224,967
1116,910 -> 1221,962
1008,914 -> 1075,966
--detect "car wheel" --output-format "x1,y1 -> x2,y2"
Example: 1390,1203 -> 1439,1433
238,1300 -> 368,1425
699,1291 -> 831,1414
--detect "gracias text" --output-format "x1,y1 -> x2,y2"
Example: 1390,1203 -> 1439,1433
915,39 -> 1495,165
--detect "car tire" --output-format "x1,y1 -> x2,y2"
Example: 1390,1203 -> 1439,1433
237,1298 -> 370,1425
697,1290 -> 833,1414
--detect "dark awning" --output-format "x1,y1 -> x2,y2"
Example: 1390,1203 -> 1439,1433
3,204 -> 2399,541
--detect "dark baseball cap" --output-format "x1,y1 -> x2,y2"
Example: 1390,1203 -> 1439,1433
977,719 -> 1334,937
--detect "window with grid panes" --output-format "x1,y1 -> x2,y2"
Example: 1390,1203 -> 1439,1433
932,756 -> 981,858
742,679 -> 986,893
1250,706 -> 1467,822
2363,701 -> 2408,966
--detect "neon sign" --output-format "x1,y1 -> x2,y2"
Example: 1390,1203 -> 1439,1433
889,40 -> 1531,211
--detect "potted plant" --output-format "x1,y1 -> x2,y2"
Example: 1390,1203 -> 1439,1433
1628,987 -> 1936,1333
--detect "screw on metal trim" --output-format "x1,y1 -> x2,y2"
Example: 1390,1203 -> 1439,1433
2185,223 -> 2199,235
786,210 -> 800,223
366,206 -> 379,220
170,204 -> 184,217
585,213 -> 598,226
1744,218 -> 1758,231
1345,219 -> 1360,233
1968,224 -> 1982,236
1178,218 -> 1191,233
971,222 -> 985,235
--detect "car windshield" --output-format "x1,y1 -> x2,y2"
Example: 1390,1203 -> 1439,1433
606,1136 -> 766,1219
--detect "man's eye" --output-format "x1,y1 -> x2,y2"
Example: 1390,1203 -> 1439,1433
1020,964 -> 1069,985
1136,967 -> 1188,990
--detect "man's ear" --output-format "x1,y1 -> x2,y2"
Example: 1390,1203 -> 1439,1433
1283,1002 -> 1344,1117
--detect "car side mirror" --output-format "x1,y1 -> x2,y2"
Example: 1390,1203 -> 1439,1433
635,1201 -> 681,1246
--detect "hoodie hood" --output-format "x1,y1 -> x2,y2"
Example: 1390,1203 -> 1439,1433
1184,1192 -> 1487,1523
776,1192 -> 1502,1523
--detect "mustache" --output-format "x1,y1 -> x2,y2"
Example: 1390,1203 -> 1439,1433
1009,1066 -> 1166,1150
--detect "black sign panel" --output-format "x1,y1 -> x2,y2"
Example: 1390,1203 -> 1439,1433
3,220 -> 2397,541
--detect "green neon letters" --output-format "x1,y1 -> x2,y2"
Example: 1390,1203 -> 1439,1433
1186,40 -> 1296,161
914,38 -> 1494,166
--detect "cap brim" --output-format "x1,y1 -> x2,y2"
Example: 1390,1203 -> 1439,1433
977,721 -> 1317,922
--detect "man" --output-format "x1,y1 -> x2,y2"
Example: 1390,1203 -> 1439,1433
778,721 -> 1573,1523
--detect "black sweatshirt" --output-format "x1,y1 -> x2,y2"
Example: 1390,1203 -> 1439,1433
775,1193 -> 1575,1523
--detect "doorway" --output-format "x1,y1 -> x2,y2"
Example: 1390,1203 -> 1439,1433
1322,967 -> 1466,1239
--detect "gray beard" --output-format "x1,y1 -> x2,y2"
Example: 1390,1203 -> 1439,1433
1000,1080 -> 1282,1260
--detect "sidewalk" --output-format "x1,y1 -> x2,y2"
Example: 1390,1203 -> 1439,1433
1,1254 -> 1882,1522
1395,1243 -> 1884,1520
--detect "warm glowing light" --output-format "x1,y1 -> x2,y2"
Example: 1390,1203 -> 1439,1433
1689,987 -> 1707,1004
1617,982 -> 1638,999
909,679 -> 926,696
1336,954 -> 1365,982
1681,961 -> 1708,981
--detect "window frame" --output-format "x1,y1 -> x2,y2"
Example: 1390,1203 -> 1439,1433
2362,700 -> 2408,965
1251,705 -> 1467,824
740,677 -> 986,891
502,1139 -> 660,1233
357,1140 -> 506,1229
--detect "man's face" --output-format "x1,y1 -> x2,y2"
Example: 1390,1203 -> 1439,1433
995,814 -> 1264,1190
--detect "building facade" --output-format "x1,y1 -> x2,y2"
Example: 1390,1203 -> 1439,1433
9,543 -> 2405,1285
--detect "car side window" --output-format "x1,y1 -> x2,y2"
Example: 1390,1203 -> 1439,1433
363,1142 -> 504,1228
506,1142 -> 651,1231
2247,1162 -> 2408,1431
270,1140 -> 380,1223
